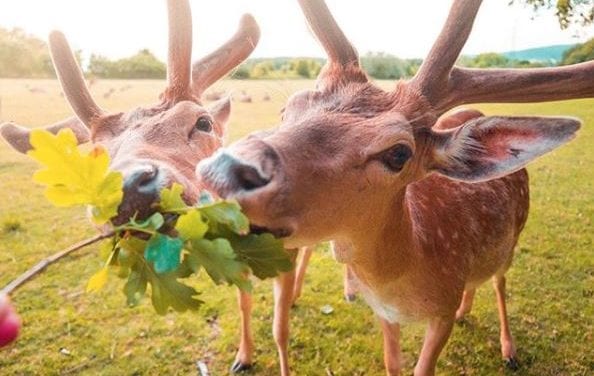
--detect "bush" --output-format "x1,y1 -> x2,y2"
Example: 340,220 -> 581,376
561,38 -> 594,65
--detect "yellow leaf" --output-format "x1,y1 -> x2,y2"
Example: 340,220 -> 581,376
175,209 -> 208,240
27,129 -> 123,224
86,267 -> 109,293
159,183 -> 187,212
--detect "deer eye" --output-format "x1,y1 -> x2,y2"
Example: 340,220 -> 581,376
382,144 -> 412,172
194,116 -> 213,133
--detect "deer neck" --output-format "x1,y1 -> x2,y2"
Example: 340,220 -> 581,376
346,187 -> 417,286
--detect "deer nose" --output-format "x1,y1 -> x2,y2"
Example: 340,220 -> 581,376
231,163 -> 270,190
124,164 -> 160,194
198,151 -> 273,197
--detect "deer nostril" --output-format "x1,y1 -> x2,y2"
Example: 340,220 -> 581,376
232,164 -> 270,191
124,164 -> 160,193
137,165 -> 158,187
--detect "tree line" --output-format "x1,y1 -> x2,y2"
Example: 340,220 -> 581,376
1,27 -> 593,80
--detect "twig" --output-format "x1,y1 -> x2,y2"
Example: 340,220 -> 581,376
1,232 -> 114,296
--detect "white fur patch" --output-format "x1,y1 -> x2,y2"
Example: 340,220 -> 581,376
354,276 -> 409,324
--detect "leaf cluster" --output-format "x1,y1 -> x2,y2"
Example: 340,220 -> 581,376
29,129 -> 293,315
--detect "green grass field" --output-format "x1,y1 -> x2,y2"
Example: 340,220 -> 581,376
0,78 -> 592,375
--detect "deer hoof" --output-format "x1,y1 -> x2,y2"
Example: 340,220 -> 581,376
344,293 -> 356,302
504,357 -> 520,371
231,360 -> 253,373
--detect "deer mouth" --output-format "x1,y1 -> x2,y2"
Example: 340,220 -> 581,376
249,224 -> 292,239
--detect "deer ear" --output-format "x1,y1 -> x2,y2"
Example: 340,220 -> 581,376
429,116 -> 580,183
0,117 -> 90,154
208,96 -> 231,137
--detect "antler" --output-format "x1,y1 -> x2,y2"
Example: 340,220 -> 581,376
48,31 -> 105,127
164,0 -> 193,100
411,0 -> 482,101
297,0 -> 358,67
191,14 -> 260,97
410,0 -> 594,114
296,0 -> 368,87
437,63 -> 594,111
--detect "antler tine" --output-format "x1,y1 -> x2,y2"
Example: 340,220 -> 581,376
48,31 -> 105,127
432,62 -> 594,112
192,14 -> 260,97
297,0 -> 359,67
411,0 -> 483,101
165,0 -> 193,99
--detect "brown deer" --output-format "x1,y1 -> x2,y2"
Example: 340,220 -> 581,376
1,0 -> 260,221
0,0 -> 259,341
198,0 -> 594,374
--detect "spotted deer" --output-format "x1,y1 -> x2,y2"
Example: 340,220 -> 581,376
198,0 -> 594,374
0,0 -> 260,351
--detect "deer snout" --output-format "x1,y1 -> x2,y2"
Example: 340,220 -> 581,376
124,164 -> 159,194
197,151 -> 270,197
111,162 -> 162,225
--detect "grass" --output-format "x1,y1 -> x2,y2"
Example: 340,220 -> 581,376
0,78 -> 592,375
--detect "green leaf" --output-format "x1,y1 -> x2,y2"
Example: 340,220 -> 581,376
230,233 -> 294,279
175,209 -> 208,240
148,270 -> 203,315
127,212 -> 164,232
187,238 -> 251,291
118,236 -> 148,255
159,183 -> 187,212
123,253 -> 201,313
124,263 -> 148,307
200,201 -> 249,235
144,234 -> 184,274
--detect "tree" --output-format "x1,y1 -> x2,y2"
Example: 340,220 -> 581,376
469,53 -> 510,68
360,52 -> 409,79
511,0 -> 594,28
230,64 -> 251,79
0,27 -> 55,78
250,61 -> 274,79
290,59 -> 322,78
561,37 -> 594,64
88,49 -> 165,79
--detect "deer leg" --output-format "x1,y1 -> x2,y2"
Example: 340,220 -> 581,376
344,265 -> 358,302
455,288 -> 476,321
380,318 -> 401,376
273,268 -> 297,376
231,289 -> 254,373
493,275 -> 519,370
414,315 -> 454,376
292,246 -> 313,305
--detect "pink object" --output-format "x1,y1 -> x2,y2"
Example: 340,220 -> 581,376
0,294 -> 20,347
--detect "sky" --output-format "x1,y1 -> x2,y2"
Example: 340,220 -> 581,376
0,0 -> 592,62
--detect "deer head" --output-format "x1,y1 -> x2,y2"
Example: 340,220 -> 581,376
198,0 -> 592,248
1,0 -> 260,225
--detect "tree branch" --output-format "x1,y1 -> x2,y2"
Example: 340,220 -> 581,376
1,232 -> 114,296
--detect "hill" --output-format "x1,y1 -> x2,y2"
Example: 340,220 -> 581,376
501,44 -> 575,63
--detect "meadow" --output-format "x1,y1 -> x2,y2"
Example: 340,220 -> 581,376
0,78 -> 592,375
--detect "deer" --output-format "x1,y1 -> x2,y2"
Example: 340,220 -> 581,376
197,0 -> 594,374
0,0 -> 261,361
